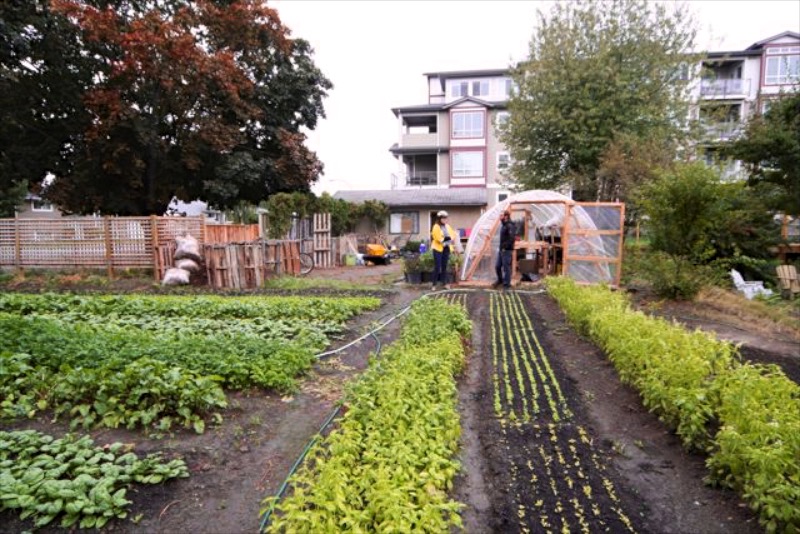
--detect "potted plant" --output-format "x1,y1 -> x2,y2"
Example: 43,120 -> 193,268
403,255 -> 422,284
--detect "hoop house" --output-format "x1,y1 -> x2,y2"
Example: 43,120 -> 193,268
460,190 -> 625,287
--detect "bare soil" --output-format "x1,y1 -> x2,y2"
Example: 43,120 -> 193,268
2,264 -> 796,533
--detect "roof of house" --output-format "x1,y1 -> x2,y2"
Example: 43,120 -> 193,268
746,31 -> 800,50
333,188 -> 488,208
423,68 -> 510,79
391,97 -> 507,117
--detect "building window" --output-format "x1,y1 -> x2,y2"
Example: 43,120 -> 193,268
497,152 -> 511,170
497,192 -> 509,203
495,112 -> 510,127
472,80 -> 489,97
504,79 -> 513,97
452,110 -> 484,138
452,151 -> 484,177
389,212 -> 419,234
765,53 -> 800,85
451,81 -> 468,97
31,199 -> 53,212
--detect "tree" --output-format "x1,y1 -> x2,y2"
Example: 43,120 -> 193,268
725,91 -> 800,216
639,162 -> 779,269
0,0 -> 94,216
4,0 -> 331,215
503,0 -> 698,201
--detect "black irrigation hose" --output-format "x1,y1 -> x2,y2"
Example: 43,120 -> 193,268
258,288 -> 529,531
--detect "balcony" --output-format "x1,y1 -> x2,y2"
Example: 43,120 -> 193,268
700,79 -> 749,98
703,122 -> 743,141
401,132 -> 438,148
406,171 -> 437,187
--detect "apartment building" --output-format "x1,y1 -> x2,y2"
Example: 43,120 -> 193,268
694,31 -> 799,179
336,69 -> 514,243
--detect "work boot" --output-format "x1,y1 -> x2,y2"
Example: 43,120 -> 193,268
491,281 -> 502,289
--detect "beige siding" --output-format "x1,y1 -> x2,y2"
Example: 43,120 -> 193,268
16,201 -> 64,220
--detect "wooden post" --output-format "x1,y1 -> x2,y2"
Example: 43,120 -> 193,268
13,213 -> 22,273
151,215 -> 160,281
104,216 -> 114,278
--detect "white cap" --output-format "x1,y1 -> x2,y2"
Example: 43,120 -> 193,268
437,210 -> 449,217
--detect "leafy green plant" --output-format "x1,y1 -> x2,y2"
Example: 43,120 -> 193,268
263,299 -> 470,532
0,429 -> 188,529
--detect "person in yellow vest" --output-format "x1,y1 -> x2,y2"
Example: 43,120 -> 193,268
430,210 -> 459,290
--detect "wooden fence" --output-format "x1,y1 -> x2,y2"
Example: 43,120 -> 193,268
0,215 -> 204,276
205,223 -> 260,244
0,213 -> 338,283
154,240 -> 301,289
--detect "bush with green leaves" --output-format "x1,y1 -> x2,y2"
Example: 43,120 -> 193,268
262,298 -> 471,532
638,162 -> 780,280
635,251 -> 711,299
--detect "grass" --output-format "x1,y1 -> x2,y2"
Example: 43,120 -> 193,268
694,286 -> 800,341
262,276 -> 376,291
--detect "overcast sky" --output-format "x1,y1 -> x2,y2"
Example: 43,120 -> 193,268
271,0 -> 800,195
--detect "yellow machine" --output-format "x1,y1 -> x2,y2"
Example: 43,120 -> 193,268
364,243 -> 391,265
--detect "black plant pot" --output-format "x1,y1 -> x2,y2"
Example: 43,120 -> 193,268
405,271 -> 422,284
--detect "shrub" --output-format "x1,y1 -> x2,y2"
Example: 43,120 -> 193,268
638,252 -> 711,300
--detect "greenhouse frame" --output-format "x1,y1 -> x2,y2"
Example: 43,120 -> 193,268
459,190 -> 625,287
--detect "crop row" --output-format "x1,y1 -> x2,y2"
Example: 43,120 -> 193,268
262,298 -> 472,533
0,293 -> 381,434
0,429 -> 187,529
489,292 -> 636,532
0,293 -> 381,323
547,277 -> 800,532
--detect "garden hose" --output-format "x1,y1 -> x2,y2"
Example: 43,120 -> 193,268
260,287 -> 542,530
259,310 -> 395,531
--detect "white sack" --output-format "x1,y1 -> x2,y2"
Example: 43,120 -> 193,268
162,268 -> 191,286
175,258 -> 200,272
174,233 -> 201,262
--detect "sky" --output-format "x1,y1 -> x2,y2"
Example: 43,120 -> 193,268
271,0 -> 800,195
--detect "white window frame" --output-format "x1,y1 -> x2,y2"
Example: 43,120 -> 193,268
765,54 -> 800,85
504,79 -> 513,97
389,212 -> 419,234
452,110 -> 484,139
472,80 -> 489,97
496,151 -> 511,171
31,199 -> 54,212
452,151 -> 484,178
451,81 -> 468,97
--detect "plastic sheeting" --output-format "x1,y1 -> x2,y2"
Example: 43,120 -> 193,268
460,190 -> 622,285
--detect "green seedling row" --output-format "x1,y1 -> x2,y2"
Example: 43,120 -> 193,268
488,292 -> 636,532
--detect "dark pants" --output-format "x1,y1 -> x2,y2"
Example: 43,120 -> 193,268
433,247 -> 450,286
495,249 -> 512,287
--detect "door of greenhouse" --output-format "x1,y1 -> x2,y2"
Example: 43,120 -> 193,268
562,202 -> 625,288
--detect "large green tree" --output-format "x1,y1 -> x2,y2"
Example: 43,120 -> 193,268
503,0 -> 698,201
725,91 -> 800,216
1,0 -> 331,216
0,0 -> 94,216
